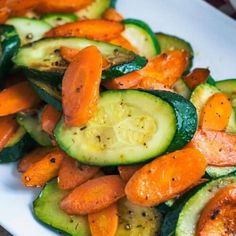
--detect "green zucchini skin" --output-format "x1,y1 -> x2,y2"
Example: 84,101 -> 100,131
0,25 -> 20,86
13,37 -> 147,85
0,133 -> 37,163
147,90 -> 197,152
206,165 -> 236,178
109,0 -> 117,8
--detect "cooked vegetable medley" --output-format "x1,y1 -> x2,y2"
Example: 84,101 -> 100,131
0,0 -> 236,235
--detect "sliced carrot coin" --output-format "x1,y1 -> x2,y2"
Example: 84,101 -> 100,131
118,165 -> 143,182
103,8 -> 123,22
109,36 -> 137,53
0,7 -> 10,23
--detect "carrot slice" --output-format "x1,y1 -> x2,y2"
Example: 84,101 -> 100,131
60,175 -> 125,215
0,7 -> 10,23
18,147 -> 52,173
103,8 -> 123,22
58,155 -> 99,190
118,165 -> 142,182
0,116 -> 18,150
184,68 -> 210,90
22,147 -> 65,187
62,45 -> 103,127
41,104 -> 61,136
0,81 -> 41,116
60,46 -> 110,69
196,184 -> 236,236
109,36 -> 137,53
125,148 -> 206,206
45,19 -> 124,41
36,0 -> 92,13
200,93 -> 232,131
88,203 -> 118,236
190,129 -> 236,166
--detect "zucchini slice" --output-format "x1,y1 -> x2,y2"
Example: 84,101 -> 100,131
41,13 -> 78,27
206,165 -> 236,178
0,127 -> 37,163
190,83 -> 236,133
116,198 -> 162,236
29,78 -> 62,111
76,0 -> 110,19
33,179 -> 91,236
17,112 -> 52,146
55,90 -> 177,166
6,17 -> 51,45
122,19 -> 160,58
13,37 -> 147,84
0,25 -> 20,85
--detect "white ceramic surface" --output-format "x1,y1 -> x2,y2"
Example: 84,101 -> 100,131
0,1 -> 236,235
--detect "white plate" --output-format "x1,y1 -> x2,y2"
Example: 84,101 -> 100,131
0,1 -> 236,235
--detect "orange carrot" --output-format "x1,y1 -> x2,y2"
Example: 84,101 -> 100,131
62,45 -> 103,127
36,0 -> 92,13
22,147 -> 65,187
18,147 -> 52,173
0,7 -> 9,23
0,116 -> 18,150
196,184 -> 236,236
41,104 -> 61,136
0,81 -> 41,116
109,36 -> 137,52
103,8 -> 123,22
189,129 -> 236,166
118,165 -> 142,182
60,46 -> 110,70
125,148 -> 206,206
60,175 -> 125,215
58,155 -> 99,190
184,68 -> 210,90
88,203 -> 118,236
200,93 -> 232,131
45,19 -> 124,41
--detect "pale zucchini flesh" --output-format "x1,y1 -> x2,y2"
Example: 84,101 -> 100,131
55,90 -> 176,165
206,165 -> 236,178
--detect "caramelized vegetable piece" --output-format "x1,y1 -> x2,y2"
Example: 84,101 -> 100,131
189,129 -> 236,166
0,81 -> 41,116
41,104 -> 61,136
196,184 -> 236,236
184,68 -> 210,90
18,147 -> 52,172
36,0 -> 93,13
0,7 -> 10,23
88,203 -> 118,236
200,93 -> 232,131
103,8 -> 123,22
0,116 -> 18,150
118,165 -> 142,182
45,19 -> 124,41
62,45 -> 103,127
125,148 -> 206,206
22,147 -> 65,187
109,36 -> 137,52
58,155 -> 99,190
60,175 -> 125,215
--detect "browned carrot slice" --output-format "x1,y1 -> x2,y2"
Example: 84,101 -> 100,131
62,45 -> 103,127
58,155 -> 99,190
189,129 -> 236,166
125,148 -> 206,206
36,0 -> 93,13
0,7 -> 10,23
200,93 -> 232,131
103,8 -> 123,22
60,175 -> 125,215
22,147 -> 65,187
88,203 -> 118,236
184,68 -> 210,90
0,81 -> 41,116
0,116 -> 18,150
118,165 -> 143,182
18,147 -> 52,173
45,19 -> 124,41
41,104 -> 61,136
196,184 -> 236,236
109,36 -> 137,53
